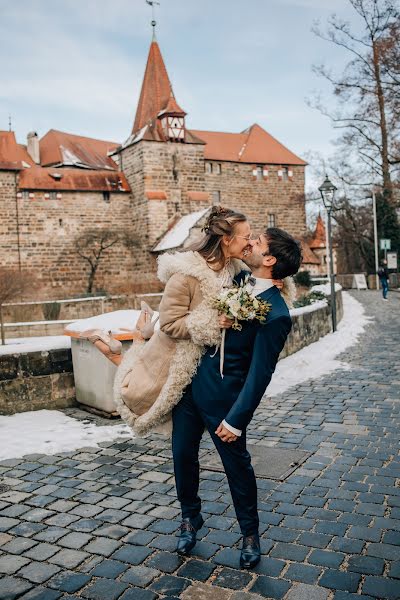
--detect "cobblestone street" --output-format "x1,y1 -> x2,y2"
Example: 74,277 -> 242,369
0,290 -> 399,600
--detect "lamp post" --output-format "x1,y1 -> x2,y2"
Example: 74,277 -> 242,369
319,175 -> 338,332
371,190 -> 379,291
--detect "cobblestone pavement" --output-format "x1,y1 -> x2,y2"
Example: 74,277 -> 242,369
0,290 -> 399,600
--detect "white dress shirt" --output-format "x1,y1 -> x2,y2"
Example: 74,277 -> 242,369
222,277 -> 275,437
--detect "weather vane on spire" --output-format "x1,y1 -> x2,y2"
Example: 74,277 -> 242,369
146,0 -> 160,38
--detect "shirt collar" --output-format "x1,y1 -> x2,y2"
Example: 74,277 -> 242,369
252,277 -> 274,290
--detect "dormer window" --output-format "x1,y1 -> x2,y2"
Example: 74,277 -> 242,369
162,115 -> 185,141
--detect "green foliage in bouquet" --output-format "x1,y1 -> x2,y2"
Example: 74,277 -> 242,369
213,280 -> 271,331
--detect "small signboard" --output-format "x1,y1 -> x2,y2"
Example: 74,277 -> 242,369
387,252 -> 398,270
352,274 -> 368,290
380,239 -> 391,250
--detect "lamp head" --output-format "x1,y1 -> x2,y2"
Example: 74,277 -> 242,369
318,174 -> 337,211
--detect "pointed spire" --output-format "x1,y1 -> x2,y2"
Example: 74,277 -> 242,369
309,214 -> 327,249
132,39 -> 185,135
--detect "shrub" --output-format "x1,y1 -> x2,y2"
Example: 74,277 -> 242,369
294,270 -> 312,288
42,301 -> 61,321
293,290 -> 327,308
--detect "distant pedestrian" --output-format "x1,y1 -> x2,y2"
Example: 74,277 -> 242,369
378,260 -> 389,301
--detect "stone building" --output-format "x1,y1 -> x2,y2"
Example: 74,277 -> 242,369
0,34 -> 308,298
301,214 -> 338,277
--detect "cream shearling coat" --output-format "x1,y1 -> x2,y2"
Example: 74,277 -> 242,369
113,251 -> 243,437
113,251 -> 296,437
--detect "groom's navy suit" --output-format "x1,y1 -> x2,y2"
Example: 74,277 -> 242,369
172,272 -> 292,535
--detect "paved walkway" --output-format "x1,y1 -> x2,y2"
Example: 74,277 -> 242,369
0,291 -> 399,600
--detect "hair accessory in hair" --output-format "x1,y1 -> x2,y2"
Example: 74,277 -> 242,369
201,205 -> 229,234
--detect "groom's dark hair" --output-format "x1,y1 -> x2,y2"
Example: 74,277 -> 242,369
264,228 -> 302,279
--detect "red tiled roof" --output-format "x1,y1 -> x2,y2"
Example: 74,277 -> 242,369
40,130 -> 119,170
0,131 -> 34,170
132,40 -> 185,134
190,123 -> 306,166
309,214 -> 326,249
18,166 -> 130,192
301,241 -> 321,265
159,94 -> 186,117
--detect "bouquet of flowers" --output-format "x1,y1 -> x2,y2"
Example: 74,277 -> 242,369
213,277 -> 272,331
211,277 -> 271,377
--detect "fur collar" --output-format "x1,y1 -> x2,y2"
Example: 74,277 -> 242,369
158,251 -> 245,290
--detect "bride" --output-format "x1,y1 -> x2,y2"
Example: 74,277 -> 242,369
81,206 -> 286,436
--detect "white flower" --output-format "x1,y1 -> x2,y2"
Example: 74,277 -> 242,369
228,299 -> 241,317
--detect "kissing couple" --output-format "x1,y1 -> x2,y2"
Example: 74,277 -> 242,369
83,206 -> 302,569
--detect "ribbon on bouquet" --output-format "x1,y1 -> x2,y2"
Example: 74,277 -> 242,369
210,328 -> 226,379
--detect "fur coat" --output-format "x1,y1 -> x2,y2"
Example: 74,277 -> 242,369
113,251 -> 296,438
113,251 -> 243,437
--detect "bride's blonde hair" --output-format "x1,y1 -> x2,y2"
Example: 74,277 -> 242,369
188,205 -> 247,267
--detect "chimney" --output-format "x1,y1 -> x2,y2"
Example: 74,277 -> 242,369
27,131 -> 40,164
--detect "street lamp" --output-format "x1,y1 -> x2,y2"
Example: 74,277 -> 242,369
318,175 -> 338,332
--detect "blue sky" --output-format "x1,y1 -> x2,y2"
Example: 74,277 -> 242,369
0,0 -> 362,192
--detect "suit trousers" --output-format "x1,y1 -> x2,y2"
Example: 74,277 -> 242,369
172,386 -> 259,536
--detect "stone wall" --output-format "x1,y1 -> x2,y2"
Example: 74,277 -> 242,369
0,171 -> 20,270
2,293 -> 163,339
204,162 -> 306,239
0,168 -> 141,298
282,290 -> 343,359
0,349 -> 75,414
0,291 -> 343,415
0,142 -> 307,300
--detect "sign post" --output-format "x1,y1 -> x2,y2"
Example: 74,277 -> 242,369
352,274 -> 368,290
380,239 -> 391,261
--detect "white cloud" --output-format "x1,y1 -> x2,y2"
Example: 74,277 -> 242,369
0,0 -> 362,161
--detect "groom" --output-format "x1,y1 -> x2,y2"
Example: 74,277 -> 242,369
172,227 -> 302,568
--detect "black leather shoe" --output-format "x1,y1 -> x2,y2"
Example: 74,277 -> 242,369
176,514 -> 204,555
240,533 -> 261,569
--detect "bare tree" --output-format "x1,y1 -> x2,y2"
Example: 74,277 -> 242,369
75,228 -> 140,294
0,269 -> 39,344
311,0 -> 400,197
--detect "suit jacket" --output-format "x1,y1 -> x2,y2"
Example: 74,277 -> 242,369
191,271 -> 292,431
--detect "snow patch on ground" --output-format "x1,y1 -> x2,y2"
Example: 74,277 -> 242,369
267,291 -> 371,398
312,282 -> 342,294
0,291 -> 370,459
0,410 -> 131,460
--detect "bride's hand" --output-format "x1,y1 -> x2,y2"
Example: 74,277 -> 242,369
219,314 -> 234,329
272,279 -> 284,290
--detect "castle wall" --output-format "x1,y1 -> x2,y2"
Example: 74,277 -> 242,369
1,169 -> 143,299
0,143 -> 307,300
203,161 -> 306,239
0,171 -> 20,270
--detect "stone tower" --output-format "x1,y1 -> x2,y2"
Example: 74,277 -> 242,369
111,35 -> 209,289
